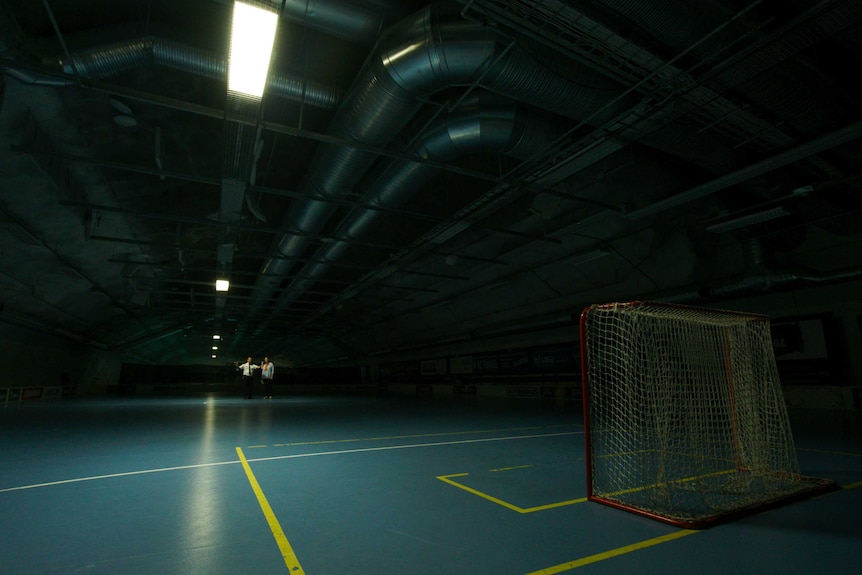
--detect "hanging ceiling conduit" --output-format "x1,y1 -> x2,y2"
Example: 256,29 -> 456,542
58,36 -> 341,110
246,1 -> 633,318
243,0 -> 793,324
0,2 -> 405,348
700,235 -> 862,299
14,2 -> 856,339
664,233 -> 862,304
597,0 -> 862,139
284,0 -> 773,303
210,0 -> 411,46
453,0 -> 857,205
11,1 -> 826,318
1,2 -> 72,85
251,92 -> 568,337
627,118 -> 862,220
2,0 -> 411,104
436,0 -> 862,260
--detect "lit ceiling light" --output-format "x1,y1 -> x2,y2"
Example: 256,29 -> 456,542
228,2 -> 279,98
212,334 -> 221,340
212,346 -> 219,350
212,354 -> 217,359
216,279 -> 230,292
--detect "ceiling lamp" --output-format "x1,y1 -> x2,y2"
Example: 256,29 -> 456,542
216,279 -> 230,292
228,2 -> 279,98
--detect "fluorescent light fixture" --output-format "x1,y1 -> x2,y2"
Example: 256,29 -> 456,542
431,221 -> 470,244
228,2 -> 279,98
212,354 -> 217,358
570,249 -> 610,267
535,139 -> 626,185
212,346 -> 219,350
216,279 -> 230,292
212,334 -> 221,340
705,207 -> 790,234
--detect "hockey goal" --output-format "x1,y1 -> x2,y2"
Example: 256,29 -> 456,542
579,301 -> 837,528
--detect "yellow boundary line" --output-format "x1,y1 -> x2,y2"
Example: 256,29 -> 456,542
248,423 -> 581,449
523,530 -> 699,574
236,447 -> 306,574
436,473 -> 587,513
523,469 -> 862,574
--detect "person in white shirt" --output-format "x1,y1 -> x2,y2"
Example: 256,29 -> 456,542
261,357 -> 275,399
237,357 -> 259,399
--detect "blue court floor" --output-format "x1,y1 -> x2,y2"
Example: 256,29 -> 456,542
1,394 -> 860,575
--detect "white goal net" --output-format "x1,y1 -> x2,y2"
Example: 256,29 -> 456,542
580,301 -> 836,528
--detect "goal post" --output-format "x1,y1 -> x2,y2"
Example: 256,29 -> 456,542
579,301 -> 837,528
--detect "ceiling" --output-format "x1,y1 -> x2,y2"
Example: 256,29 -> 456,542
1,0 -> 861,367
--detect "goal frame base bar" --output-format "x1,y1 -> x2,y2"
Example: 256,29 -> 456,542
587,479 -> 840,529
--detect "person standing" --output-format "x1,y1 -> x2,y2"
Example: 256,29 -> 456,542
261,357 -> 274,399
237,357 -> 259,399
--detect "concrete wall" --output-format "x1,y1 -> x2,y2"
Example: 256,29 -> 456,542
367,279 -> 862,410
3,277 -> 859,409
720,278 -> 862,386
0,323 -> 122,398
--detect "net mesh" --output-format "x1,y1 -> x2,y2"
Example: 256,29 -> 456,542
581,302 -> 835,527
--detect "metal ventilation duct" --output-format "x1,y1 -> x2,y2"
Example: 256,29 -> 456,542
249,2 -> 631,311
60,37 -> 342,110
251,93 -> 567,334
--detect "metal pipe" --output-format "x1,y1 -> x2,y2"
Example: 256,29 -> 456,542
253,93 -> 566,334
60,37 -> 342,110
249,2 -> 629,312
627,119 -> 862,220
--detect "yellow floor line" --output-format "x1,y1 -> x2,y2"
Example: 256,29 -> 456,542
524,473 -> 862,574
437,473 -> 525,513
524,529 -> 699,574
436,473 -> 587,513
490,465 -> 533,472
251,423 -> 581,449
236,447 -> 306,574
